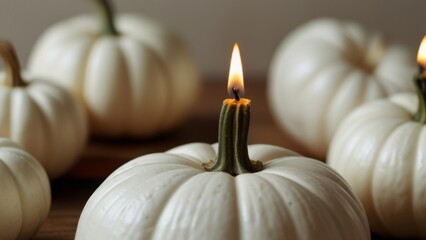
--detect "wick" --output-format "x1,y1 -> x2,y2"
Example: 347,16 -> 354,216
233,88 -> 240,101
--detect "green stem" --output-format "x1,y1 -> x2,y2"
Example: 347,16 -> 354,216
203,98 -> 263,176
413,68 -> 426,123
0,41 -> 26,87
92,0 -> 119,36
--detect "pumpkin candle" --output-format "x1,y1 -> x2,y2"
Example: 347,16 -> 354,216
414,35 -> 426,123
76,43 -> 370,240
203,44 -> 263,175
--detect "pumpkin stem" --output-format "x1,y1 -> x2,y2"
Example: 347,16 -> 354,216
93,0 -> 119,36
0,41 -> 26,87
413,66 -> 426,123
203,98 -> 263,176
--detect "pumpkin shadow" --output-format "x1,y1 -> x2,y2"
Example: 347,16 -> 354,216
89,115 -> 218,146
67,115 -> 218,179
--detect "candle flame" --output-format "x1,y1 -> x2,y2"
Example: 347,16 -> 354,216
417,35 -> 426,68
228,43 -> 244,98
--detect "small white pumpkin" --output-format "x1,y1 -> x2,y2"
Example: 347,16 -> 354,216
268,18 -> 415,159
76,143 -> 369,240
28,0 -> 200,138
0,138 -> 51,240
328,83 -> 426,237
0,41 -> 88,179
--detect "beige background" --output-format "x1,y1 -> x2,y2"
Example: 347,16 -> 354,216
0,0 -> 425,78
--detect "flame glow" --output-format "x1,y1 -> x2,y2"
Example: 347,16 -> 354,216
228,43 -> 244,98
417,35 -> 426,68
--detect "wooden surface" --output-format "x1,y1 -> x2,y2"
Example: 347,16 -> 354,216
32,80 -> 387,239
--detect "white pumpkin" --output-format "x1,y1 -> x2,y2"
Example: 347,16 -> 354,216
328,91 -> 426,238
268,18 -> 415,159
0,41 -> 88,179
76,143 -> 370,240
0,138 -> 51,240
28,0 -> 200,138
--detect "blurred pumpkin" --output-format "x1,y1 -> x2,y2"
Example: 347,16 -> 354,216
0,41 -> 88,179
0,138 -> 50,240
328,50 -> 426,238
28,0 -> 200,138
268,18 -> 415,159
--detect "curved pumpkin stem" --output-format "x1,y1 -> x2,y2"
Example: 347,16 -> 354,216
0,41 -> 26,87
414,66 -> 426,123
203,98 -> 263,176
92,0 -> 119,36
